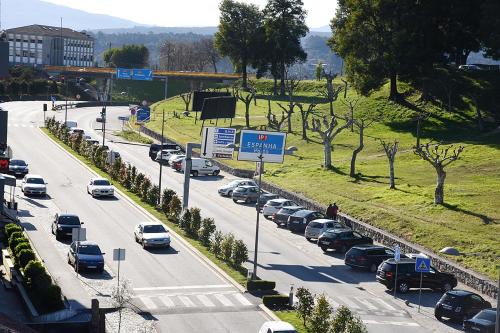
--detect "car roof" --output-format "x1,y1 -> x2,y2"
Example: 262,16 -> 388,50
139,221 -> 164,227
25,174 -> 43,178
238,185 -> 258,189
310,218 -> 337,223
281,206 -> 304,210
385,258 -> 416,264
325,227 -> 352,233
91,177 -> 109,181
58,213 -> 79,217
351,244 -> 388,250
75,241 -> 99,246
263,321 -> 296,330
446,290 -> 477,297
269,198 -> 291,203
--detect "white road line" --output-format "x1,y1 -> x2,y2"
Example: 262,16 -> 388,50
363,319 -> 419,327
214,293 -> 234,307
318,272 -> 346,284
196,294 -> 215,307
178,296 -> 195,307
134,284 -> 231,291
158,295 -> 175,307
372,298 -> 397,311
232,293 -> 252,306
337,296 -> 361,309
355,297 -> 378,310
139,296 -> 158,310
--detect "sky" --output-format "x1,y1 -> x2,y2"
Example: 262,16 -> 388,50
42,0 -> 336,28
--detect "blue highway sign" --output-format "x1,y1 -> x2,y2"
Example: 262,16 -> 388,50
415,257 -> 431,273
201,127 -> 236,159
116,68 -> 153,81
136,107 -> 150,122
238,130 -> 287,163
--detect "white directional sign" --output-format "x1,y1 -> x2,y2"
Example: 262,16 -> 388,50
394,245 -> 401,262
201,127 -> 236,159
72,228 -> 86,242
113,248 -> 126,261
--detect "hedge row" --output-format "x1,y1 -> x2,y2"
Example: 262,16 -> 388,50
45,117 -> 250,272
3,223 -> 64,313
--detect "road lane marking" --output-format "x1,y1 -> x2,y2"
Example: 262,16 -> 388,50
134,284 -> 231,291
363,319 -> 419,327
196,294 -> 215,307
337,296 -> 361,309
158,295 -> 175,307
355,297 -> 378,310
318,272 -> 346,284
178,296 -> 195,307
214,294 -> 233,306
372,298 -> 397,311
139,296 -> 158,310
232,293 -> 252,306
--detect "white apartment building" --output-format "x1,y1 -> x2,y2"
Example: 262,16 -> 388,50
5,24 -> 94,67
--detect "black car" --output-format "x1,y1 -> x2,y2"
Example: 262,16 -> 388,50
317,229 -> 373,253
51,213 -> 84,240
463,308 -> 496,333
435,290 -> 492,323
149,143 -> 182,160
376,258 -> 457,294
345,245 -> 400,272
8,159 -> 29,176
273,206 -> 304,226
287,210 -> 325,232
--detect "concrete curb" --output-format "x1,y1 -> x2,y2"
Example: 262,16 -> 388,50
40,128 -> 247,295
258,304 -> 281,321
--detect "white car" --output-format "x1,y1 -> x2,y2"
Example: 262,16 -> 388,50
218,179 -> 258,197
262,198 -> 297,219
258,321 -> 297,333
21,174 -> 47,196
156,149 -> 181,163
134,222 -> 171,249
168,153 -> 185,165
87,177 -> 114,198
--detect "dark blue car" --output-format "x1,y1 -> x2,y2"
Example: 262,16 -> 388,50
463,308 -> 496,333
68,241 -> 105,273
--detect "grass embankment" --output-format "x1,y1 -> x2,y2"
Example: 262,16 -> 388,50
147,70 -> 500,280
275,311 -> 307,333
42,128 -> 248,287
114,130 -> 153,144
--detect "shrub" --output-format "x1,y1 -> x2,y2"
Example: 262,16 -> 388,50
147,185 -> 160,206
130,165 -> 137,184
140,178 -> 152,200
9,232 -> 27,250
296,287 -> 315,327
110,158 -> 122,180
198,218 -> 216,247
220,233 -> 235,262
246,280 -> 276,292
14,241 -> 31,258
231,239 -> 248,267
189,207 -> 202,237
331,305 -> 367,333
133,173 -> 145,193
18,249 -> 36,269
210,230 -> 223,257
168,195 -> 182,222
123,164 -> 132,189
179,209 -> 192,232
263,295 -> 290,309
41,284 -> 64,312
309,294 -> 333,333
161,188 -> 176,215
4,223 -> 22,240
24,260 -> 51,290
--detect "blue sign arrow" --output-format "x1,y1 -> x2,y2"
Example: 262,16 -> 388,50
415,257 -> 431,273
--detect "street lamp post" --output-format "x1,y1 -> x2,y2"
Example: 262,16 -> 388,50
158,110 -> 165,205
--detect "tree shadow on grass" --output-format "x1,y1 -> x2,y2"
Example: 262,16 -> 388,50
441,202 -> 498,225
349,173 -> 388,185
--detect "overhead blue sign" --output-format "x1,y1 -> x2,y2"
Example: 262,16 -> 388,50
238,130 -> 287,163
415,257 -> 431,273
136,108 -> 150,122
116,68 -> 153,81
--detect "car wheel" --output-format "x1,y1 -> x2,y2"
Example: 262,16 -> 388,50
321,246 -> 328,252
441,282 -> 453,292
397,281 -> 410,294
227,190 -> 233,197
142,241 -> 147,249
233,199 -> 238,203
434,311 -> 442,321
370,263 -> 377,273
263,215 -> 270,220
192,171 -> 198,177
213,170 -> 220,176
305,237 -> 311,241
55,233 -> 61,241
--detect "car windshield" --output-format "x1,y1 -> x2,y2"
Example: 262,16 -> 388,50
10,160 -> 27,166
440,293 -> 462,303
308,222 -> 322,228
27,177 -> 44,184
228,180 -> 242,187
59,216 -> 80,225
94,180 -> 110,186
268,201 -> 284,207
475,310 -> 495,321
78,244 -> 101,255
294,210 -> 311,217
143,225 -> 167,233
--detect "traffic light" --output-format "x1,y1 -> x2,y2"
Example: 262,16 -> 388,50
101,107 -> 106,118
0,157 -> 9,173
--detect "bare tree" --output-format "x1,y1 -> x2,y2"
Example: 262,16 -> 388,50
471,94 -> 484,132
319,71 -> 343,116
269,111 -> 289,131
296,103 -> 316,141
180,92 -> 192,112
414,143 -> 464,204
277,77 -> 301,133
233,86 -> 255,128
199,38 -> 220,73
350,117 -> 375,177
341,97 -> 360,132
380,140 -> 399,189
341,78 -> 348,99
112,279 -> 133,333
413,110 -> 429,148
307,115 -> 352,169
440,76 -> 456,113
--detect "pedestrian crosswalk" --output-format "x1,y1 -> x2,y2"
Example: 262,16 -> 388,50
8,123 -> 36,128
326,296 -> 408,317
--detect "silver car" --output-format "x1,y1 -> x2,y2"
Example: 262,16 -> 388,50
304,219 -> 346,241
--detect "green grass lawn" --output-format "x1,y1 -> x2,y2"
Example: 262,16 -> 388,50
274,311 -> 307,333
146,72 -> 500,280
114,130 -> 153,144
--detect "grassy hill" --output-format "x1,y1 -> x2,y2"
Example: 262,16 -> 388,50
147,68 -> 500,280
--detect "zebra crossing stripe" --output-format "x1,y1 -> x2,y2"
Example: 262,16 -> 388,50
214,293 -> 233,306
354,297 -> 378,310
178,296 -> 195,307
196,294 -> 216,307
337,296 -> 361,309
372,298 -> 397,311
158,295 -> 175,307
232,293 -> 252,306
139,296 -> 158,310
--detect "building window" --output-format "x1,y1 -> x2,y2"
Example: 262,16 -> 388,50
16,39 -> 21,42
30,39 -> 36,43
38,39 -> 43,44
29,52 -> 36,58
22,50 -> 28,57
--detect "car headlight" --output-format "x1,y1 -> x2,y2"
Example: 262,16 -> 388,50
455,306 -> 462,312
143,239 -> 149,243
57,226 -> 62,230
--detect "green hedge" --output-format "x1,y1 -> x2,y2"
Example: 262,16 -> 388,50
263,294 -> 290,309
4,224 -> 22,241
247,279 -> 276,292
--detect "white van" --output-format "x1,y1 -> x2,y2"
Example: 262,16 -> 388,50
182,157 -> 220,177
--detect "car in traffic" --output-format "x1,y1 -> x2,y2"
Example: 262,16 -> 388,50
51,213 -> 84,240
272,206 -> 304,227
463,308 -> 496,333
262,198 -> 298,219
218,179 -> 258,197
232,185 -> 261,203
87,177 -> 115,198
435,290 -> 492,323
134,222 -> 171,249
287,210 -> 325,233
304,219 -> 346,241
171,156 -> 185,172
149,143 -> 182,160
69,127 -> 85,136
21,174 -> 47,196
376,258 -> 457,293
8,159 -> 29,177
67,241 -> 105,273
257,193 -> 280,210
258,321 -> 297,333
156,149 -> 182,163
317,228 -> 372,253
181,157 -> 220,176
168,153 -> 185,165
458,64 -> 482,71
345,245 -> 399,272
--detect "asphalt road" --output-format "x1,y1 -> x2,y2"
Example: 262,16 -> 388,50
4,101 -> 268,333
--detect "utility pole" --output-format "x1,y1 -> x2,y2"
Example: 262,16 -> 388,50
158,110 -> 165,205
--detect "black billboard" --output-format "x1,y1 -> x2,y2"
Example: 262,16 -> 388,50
192,91 -> 231,112
200,96 -> 237,120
